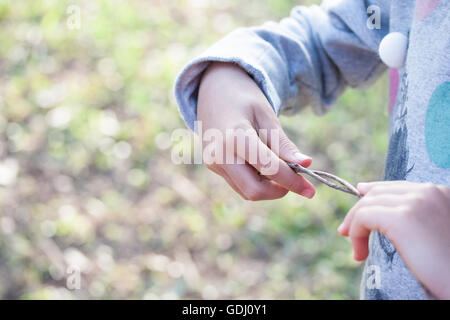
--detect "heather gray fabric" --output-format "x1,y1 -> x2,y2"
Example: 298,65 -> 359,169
174,0 -> 450,299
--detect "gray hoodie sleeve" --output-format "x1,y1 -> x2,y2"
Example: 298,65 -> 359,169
174,0 -> 390,130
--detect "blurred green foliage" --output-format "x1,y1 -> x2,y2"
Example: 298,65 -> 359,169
0,0 -> 388,299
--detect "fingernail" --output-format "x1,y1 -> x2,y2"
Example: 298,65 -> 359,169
337,223 -> 344,233
294,152 -> 311,163
357,182 -> 367,188
301,188 -> 315,199
357,182 -> 369,193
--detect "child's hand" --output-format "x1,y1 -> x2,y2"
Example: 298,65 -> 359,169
338,181 -> 450,299
197,62 -> 316,200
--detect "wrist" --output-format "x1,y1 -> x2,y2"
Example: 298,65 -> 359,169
197,62 -> 256,123
200,62 -> 246,89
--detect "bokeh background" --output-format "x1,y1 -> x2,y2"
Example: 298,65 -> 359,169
0,0 -> 389,299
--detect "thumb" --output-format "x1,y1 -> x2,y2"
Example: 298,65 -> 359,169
277,130 -> 312,167
255,105 -> 312,167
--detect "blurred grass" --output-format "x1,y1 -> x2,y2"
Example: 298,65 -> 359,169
0,0 -> 388,299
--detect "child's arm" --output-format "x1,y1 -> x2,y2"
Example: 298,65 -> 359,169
338,181 -> 450,299
175,1 -> 390,200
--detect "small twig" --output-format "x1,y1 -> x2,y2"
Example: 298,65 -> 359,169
287,162 -> 361,197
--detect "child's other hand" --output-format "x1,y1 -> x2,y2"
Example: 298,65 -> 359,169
338,181 -> 450,299
197,62 -> 316,200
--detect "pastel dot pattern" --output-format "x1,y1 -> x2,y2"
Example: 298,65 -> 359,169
415,0 -> 441,20
425,81 -> 450,168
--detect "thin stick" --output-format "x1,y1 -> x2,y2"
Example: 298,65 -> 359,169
287,162 -> 361,197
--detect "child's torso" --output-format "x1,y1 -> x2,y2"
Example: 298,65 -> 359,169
363,0 -> 450,300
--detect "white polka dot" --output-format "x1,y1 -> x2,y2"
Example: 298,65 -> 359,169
378,32 -> 408,69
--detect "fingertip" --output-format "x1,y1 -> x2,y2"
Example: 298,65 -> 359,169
293,152 -> 312,167
301,188 -> 315,199
357,182 -> 371,194
337,223 -> 349,236
357,182 -> 367,188
294,173 -> 316,199
300,158 -> 312,168
353,251 -> 368,262
351,237 -> 369,261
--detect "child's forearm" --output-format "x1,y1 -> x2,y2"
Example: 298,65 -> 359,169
174,0 -> 390,131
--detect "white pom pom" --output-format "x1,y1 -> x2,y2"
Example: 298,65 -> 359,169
378,32 -> 408,69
